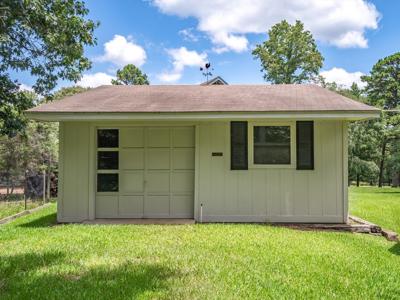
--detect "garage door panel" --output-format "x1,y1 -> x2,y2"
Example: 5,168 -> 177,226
171,195 -> 194,217
147,128 -> 170,147
147,149 -> 170,170
172,172 -> 194,193
120,149 -> 144,170
120,128 -> 144,148
173,127 -> 195,147
121,171 -> 144,194
96,195 -> 118,218
147,171 -> 170,193
173,149 -> 194,170
145,195 -> 169,217
119,195 -> 144,217
97,126 -> 194,219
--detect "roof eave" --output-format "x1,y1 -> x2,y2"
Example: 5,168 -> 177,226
25,110 -> 381,122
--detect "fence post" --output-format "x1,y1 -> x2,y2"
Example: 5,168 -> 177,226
43,170 -> 46,204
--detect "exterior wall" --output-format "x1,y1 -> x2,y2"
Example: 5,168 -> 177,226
197,120 -> 347,223
58,122 -> 91,222
57,119 -> 348,223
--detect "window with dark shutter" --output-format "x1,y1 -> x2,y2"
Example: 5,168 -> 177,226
231,121 -> 248,170
296,121 -> 314,170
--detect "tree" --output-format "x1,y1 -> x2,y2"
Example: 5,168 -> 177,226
362,53 -> 400,187
252,20 -> 324,84
0,86 -> 87,199
111,64 -> 149,85
0,0 -> 98,136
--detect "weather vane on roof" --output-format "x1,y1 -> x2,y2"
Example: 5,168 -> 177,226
200,62 -> 213,83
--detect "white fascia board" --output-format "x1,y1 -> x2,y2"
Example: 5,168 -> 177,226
25,111 -> 381,122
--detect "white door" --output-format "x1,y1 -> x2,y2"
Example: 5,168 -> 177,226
96,126 -> 195,218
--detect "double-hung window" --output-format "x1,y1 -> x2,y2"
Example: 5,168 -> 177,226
231,121 -> 313,170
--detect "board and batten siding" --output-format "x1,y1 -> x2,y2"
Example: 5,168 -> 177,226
57,120 -> 348,223
197,120 -> 347,223
58,122 -> 92,222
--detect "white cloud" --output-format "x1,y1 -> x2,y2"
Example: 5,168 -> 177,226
157,72 -> 182,83
77,72 -> 116,88
19,83 -> 33,92
152,0 -> 379,52
179,28 -> 199,42
320,67 -> 365,88
158,47 -> 207,83
98,35 -> 147,66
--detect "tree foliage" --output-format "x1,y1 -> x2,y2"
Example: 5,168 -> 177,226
0,86 -> 86,197
0,0 -> 98,136
361,52 -> 400,186
111,64 -> 149,85
252,20 -> 324,84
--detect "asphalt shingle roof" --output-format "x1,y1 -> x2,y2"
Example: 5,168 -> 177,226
27,84 -> 378,113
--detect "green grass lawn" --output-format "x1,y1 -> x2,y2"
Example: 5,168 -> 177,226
0,202 -> 399,299
0,200 -> 43,220
350,186 -> 400,233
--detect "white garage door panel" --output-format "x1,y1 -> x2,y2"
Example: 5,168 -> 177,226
96,195 -> 118,218
120,149 -> 144,170
145,195 -> 170,217
172,172 -> 194,193
147,171 -> 170,193
173,149 -> 195,170
96,126 -> 194,219
173,127 -> 195,147
119,195 -> 144,217
120,128 -> 144,148
171,195 -> 194,217
120,171 -> 144,194
147,128 -> 170,147
147,149 -> 170,170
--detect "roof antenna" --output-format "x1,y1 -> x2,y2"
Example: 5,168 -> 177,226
200,62 -> 213,83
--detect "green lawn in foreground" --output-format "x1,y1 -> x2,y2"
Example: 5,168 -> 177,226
350,186 -> 400,233
0,203 -> 399,300
0,200 -> 43,220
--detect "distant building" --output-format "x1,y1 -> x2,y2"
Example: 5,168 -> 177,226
200,76 -> 228,85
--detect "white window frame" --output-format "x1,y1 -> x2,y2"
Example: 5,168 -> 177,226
248,121 -> 296,169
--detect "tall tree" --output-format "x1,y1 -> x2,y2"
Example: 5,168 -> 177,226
252,20 -> 324,84
362,53 -> 400,187
111,64 -> 149,85
0,0 -> 98,136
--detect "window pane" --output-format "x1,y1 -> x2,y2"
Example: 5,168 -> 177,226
97,174 -> 118,192
231,121 -> 248,170
297,121 -> 314,170
98,151 -> 119,170
98,129 -> 118,148
254,126 -> 290,164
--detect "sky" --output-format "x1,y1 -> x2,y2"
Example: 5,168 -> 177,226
18,0 -> 400,91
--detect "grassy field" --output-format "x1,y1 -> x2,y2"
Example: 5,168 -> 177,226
0,200 -> 43,220
350,186 -> 400,233
0,201 -> 399,299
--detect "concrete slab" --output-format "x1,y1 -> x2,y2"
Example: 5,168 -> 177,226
82,218 -> 195,225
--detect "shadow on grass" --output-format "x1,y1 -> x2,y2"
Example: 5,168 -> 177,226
0,251 -> 177,299
17,212 -> 57,228
389,243 -> 400,256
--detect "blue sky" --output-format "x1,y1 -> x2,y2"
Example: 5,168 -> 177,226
18,0 -> 400,90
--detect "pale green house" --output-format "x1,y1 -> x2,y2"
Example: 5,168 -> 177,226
27,84 -> 379,223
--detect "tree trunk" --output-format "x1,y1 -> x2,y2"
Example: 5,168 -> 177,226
378,139 -> 387,188
356,174 -> 360,187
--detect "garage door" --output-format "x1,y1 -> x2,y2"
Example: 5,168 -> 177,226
96,126 -> 195,218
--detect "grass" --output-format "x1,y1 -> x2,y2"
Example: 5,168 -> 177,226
350,186 -> 400,233
0,202 -> 399,299
0,200 -> 43,220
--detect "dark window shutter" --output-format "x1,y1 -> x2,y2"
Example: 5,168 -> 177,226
231,121 -> 248,170
296,121 -> 314,170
